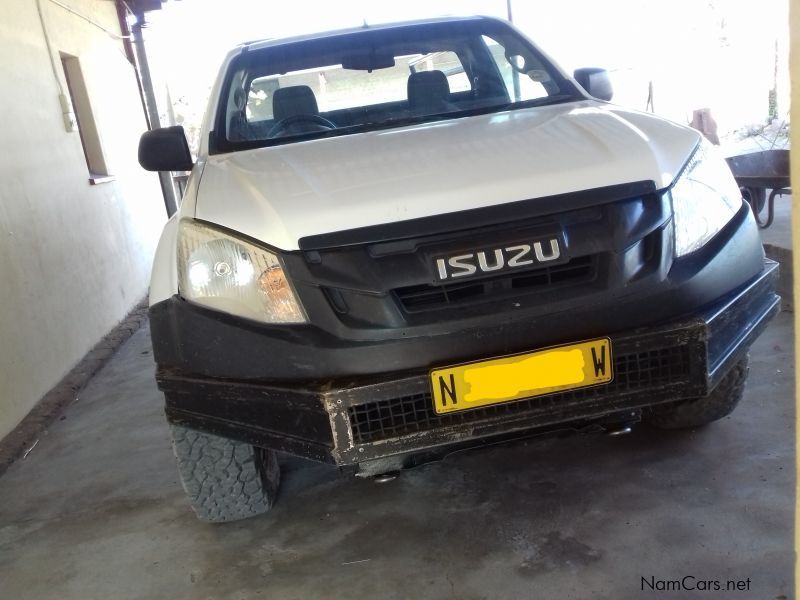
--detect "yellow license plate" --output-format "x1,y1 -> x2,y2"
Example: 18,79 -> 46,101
430,338 -> 613,415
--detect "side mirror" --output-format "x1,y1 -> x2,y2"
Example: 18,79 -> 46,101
573,68 -> 613,101
138,125 -> 193,172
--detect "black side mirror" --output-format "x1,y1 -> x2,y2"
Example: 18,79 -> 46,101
138,125 -> 193,172
573,68 -> 613,101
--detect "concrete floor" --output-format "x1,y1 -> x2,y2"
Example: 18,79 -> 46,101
0,314 -> 794,600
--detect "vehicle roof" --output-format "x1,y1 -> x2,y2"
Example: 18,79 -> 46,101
243,15 -> 503,52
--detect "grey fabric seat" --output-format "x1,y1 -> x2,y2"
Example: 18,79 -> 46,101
407,70 -> 456,115
272,85 -> 320,121
268,85 -> 335,137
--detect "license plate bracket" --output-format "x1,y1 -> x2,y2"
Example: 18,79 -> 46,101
430,338 -> 613,415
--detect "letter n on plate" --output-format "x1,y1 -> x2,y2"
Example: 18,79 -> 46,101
438,373 -> 458,406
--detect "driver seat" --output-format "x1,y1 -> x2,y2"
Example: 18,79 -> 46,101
407,70 -> 456,115
270,85 -> 331,137
272,85 -> 320,121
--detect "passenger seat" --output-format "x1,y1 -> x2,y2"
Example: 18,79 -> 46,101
407,70 -> 457,116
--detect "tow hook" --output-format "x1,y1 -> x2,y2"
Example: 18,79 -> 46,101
606,424 -> 633,436
603,410 -> 641,436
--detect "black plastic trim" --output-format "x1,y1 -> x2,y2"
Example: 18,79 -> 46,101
157,261 -> 778,466
298,180 -> 657,250
149,203 -> 766,382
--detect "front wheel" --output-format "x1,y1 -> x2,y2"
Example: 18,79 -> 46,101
170,424 -> 280,522
645,356 -> 749,429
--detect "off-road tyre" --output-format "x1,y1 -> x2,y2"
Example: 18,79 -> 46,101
170,424 -> 280,522
645,356 -> 749,430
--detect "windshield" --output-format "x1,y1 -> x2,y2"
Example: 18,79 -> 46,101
213,19 -> 580,153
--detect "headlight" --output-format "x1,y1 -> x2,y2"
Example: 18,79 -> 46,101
177,220 -> 306,324
670,139 -> 743,257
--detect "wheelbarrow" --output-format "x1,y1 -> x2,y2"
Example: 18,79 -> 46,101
725,149 -> 790,229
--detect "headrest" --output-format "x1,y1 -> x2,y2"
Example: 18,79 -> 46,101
407,70 -> 451,109
272,85 -> 319,121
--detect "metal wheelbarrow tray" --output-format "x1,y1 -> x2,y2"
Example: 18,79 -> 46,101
725,149 -> 791,229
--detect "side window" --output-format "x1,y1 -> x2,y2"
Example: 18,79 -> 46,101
60,53 -> 111,181
247,77 -> 280,121
482,36 -> 548,102
409,51 -> 471,93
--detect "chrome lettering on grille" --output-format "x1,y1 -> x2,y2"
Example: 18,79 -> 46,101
506,245 -> 534,268
434,238 -> 563,281
447,254 -> 478,278
534,239 -> 561,262
476,248 -> 504,272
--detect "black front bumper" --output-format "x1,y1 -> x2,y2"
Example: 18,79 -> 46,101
159,260 -> 779,469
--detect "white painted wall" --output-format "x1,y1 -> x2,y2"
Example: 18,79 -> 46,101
0,0 -> 166,439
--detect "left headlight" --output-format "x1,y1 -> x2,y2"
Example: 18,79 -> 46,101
670,138 -> 743,257
177,220 -> 307,324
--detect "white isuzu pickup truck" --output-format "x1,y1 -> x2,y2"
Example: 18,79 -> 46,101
138,15 -> 779,522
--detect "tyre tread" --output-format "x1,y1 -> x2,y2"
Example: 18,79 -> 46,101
170,424 -> 279,522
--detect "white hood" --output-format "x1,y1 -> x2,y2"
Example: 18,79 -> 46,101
194,100 -> 699,251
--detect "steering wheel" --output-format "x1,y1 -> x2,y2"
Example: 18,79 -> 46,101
268,114 -> 336,138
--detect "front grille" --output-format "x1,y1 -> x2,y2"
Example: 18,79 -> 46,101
394,255 -> 597,312
348,345 -> 691,444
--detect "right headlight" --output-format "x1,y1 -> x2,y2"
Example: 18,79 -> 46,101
670,138 -> 743,257
177,220 -> 306,324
